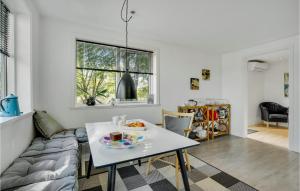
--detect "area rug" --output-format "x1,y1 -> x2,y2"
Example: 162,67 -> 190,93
248,129 -> 258,134
79,154 -> 257,191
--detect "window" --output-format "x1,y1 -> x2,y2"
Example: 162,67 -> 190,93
0,1 -> 11,99
75,40 -> 154,105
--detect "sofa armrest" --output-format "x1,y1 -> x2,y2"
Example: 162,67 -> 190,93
261,107 -> 270,121
282,107 -> 289,115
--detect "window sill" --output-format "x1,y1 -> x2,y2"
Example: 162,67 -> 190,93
71,103 -> 161,110
0,111 -> 34,126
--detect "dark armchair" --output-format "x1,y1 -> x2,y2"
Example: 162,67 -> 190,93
259,102 -> 288,127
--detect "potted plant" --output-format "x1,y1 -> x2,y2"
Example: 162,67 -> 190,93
76,69 -> 109,106
83,89 -> 108,106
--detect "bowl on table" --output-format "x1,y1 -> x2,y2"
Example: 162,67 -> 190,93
122,121 -> 147,131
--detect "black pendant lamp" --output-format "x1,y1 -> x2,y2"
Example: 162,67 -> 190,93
116,0 -> 137,100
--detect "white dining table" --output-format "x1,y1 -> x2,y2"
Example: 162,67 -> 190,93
85,119 -> 200,191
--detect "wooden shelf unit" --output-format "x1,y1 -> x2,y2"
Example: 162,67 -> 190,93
178,104 -> 231,141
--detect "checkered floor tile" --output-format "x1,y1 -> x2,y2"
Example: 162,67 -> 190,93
80,154 -> 257,191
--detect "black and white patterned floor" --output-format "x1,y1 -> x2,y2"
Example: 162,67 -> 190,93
80,154 -> 257,191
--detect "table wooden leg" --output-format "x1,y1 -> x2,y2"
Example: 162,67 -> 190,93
184,150 -> 191,172
87,154 -> 93,179
176,149 -> 190,191
107,164 -> 117,191
138,159 -> 142,166
81,143 -> 86,176
175,157 -> 180,189
146,157 -> 152,175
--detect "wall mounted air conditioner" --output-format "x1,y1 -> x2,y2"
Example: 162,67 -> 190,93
248,60 -> 269,72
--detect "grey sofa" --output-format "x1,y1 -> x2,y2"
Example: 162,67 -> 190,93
0,129 -> 87,191
259,102 -> 288,127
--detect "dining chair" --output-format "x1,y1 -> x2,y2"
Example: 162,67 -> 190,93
146,109 -> 194,189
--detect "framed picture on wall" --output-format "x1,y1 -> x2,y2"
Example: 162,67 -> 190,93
284,73 -> 289,97
190,78 -> 199,90
202,69 -> 210,80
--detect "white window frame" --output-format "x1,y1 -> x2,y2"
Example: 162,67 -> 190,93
0,54 -> 7,99
73,39 -> 160,108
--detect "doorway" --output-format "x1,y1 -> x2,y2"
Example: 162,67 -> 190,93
246,50 -> 289,148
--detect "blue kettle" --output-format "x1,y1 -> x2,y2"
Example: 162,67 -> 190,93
0,94 -> 21,117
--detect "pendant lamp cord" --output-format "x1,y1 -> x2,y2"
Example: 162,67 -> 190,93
121,0 -> 132,72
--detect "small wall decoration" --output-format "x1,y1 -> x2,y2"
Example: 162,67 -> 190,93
190,78 -> 199,90
202,69 -> 210,80
284,73 -> 289,97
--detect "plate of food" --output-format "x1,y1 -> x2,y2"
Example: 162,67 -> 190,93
122,121 -> 147,131
100,131 -> 144,149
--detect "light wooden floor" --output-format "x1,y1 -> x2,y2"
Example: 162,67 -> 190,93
247,124 -> 288,148
188,136 -> 299,191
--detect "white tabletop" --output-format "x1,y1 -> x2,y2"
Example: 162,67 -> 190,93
86,119 -> 200,168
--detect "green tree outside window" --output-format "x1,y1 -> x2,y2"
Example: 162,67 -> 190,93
76,41 -> 153,105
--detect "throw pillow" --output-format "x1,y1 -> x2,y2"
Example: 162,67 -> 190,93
33,111 -> 64,139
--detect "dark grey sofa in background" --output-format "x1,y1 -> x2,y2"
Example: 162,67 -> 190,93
259,102 -> 288,127
0,129 -> 87,191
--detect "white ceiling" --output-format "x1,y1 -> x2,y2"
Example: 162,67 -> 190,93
32,0 -> 299,53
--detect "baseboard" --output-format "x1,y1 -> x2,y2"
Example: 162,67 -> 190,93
248,122 -> 264,127
249,122 -> 288,128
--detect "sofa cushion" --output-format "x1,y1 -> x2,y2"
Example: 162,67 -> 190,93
33,111 -> 64,139
269,114 -> 288,122
13,176 -> 78,191
20,136 -> 78,157
75,127 -> 88,143
269,114 -> 287,119
0,150 -> 78,191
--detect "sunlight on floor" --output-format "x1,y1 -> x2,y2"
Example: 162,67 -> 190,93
247,124 -> 288,149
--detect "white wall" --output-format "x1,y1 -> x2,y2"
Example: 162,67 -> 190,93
15,14 -> 32,113
247,71 -> 264,125
264,61 -> 289,107
160,46 -> 222,111
222,52 -> 247,137
27,0 -> 41,110
222,36 -> 299,152
36,17 -> 222,128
